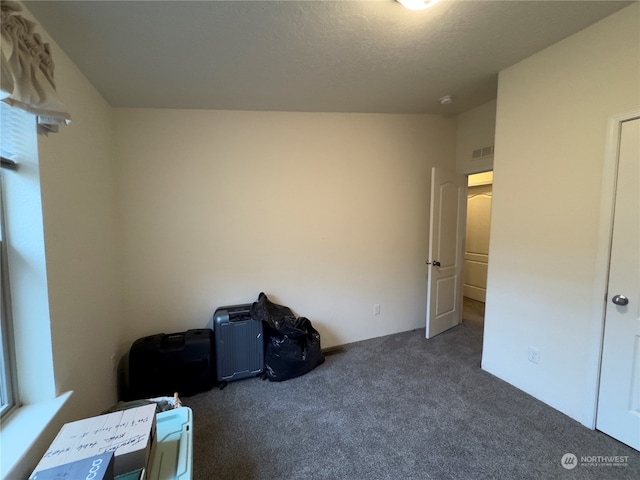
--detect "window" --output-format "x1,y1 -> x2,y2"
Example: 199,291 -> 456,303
0,85 -> 70,480
0,185 -> 19,418
0,102 -> 22,418
0,196 -> 19,419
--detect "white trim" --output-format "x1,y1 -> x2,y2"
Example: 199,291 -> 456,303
585,109 -> 640,428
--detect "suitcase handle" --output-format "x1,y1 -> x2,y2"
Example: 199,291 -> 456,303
160,333 -> 185,350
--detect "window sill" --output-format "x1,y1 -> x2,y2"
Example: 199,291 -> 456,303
0,391 -> 73,479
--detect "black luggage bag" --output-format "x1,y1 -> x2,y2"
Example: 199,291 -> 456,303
125,329 -> 215,400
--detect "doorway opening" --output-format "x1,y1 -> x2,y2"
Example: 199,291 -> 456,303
462,171 -> 492,329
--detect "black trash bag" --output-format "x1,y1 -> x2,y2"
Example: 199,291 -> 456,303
250,292 -> 297,330
250,292 -> 325,382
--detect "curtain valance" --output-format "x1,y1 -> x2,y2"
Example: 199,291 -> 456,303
1,0 -> 70,131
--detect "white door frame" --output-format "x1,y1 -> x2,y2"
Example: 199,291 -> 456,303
586,108 -> 640,428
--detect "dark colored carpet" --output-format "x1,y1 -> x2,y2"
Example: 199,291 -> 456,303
184,302 -> 639,479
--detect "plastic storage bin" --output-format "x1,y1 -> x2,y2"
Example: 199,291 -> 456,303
147,407 -> 193,480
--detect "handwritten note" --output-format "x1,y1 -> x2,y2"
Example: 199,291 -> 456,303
30,403 -> 156,478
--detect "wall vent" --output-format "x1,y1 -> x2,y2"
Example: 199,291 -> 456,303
471,144 -> 494,160
481,145 -> 494,156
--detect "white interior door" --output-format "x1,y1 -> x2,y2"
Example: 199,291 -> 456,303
464,183 -> 492,303
426,167 -> 466,339
596,117 -> 640,450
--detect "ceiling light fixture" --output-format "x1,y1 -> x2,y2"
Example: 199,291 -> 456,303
439,95 -> 454,105
396,0 -> 441,11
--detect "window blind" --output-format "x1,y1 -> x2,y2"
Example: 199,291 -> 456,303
1,101 -> 37,170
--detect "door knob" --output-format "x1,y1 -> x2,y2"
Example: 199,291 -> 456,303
612,294 -> 629,306
426,260 -> 441,267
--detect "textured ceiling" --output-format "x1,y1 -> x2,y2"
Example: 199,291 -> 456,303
25,0 -> 633,115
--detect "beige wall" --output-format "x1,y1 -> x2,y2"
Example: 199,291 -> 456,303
36,30 -> 123,415
456,100 -> 496,174
483,3 -> 639,426
114,110 -> 455,348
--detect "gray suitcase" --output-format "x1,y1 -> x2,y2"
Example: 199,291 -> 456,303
213,304 -> 264,382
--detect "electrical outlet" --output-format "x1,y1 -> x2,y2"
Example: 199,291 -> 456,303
373,304 -> 381,316
528,347 -> 540,365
